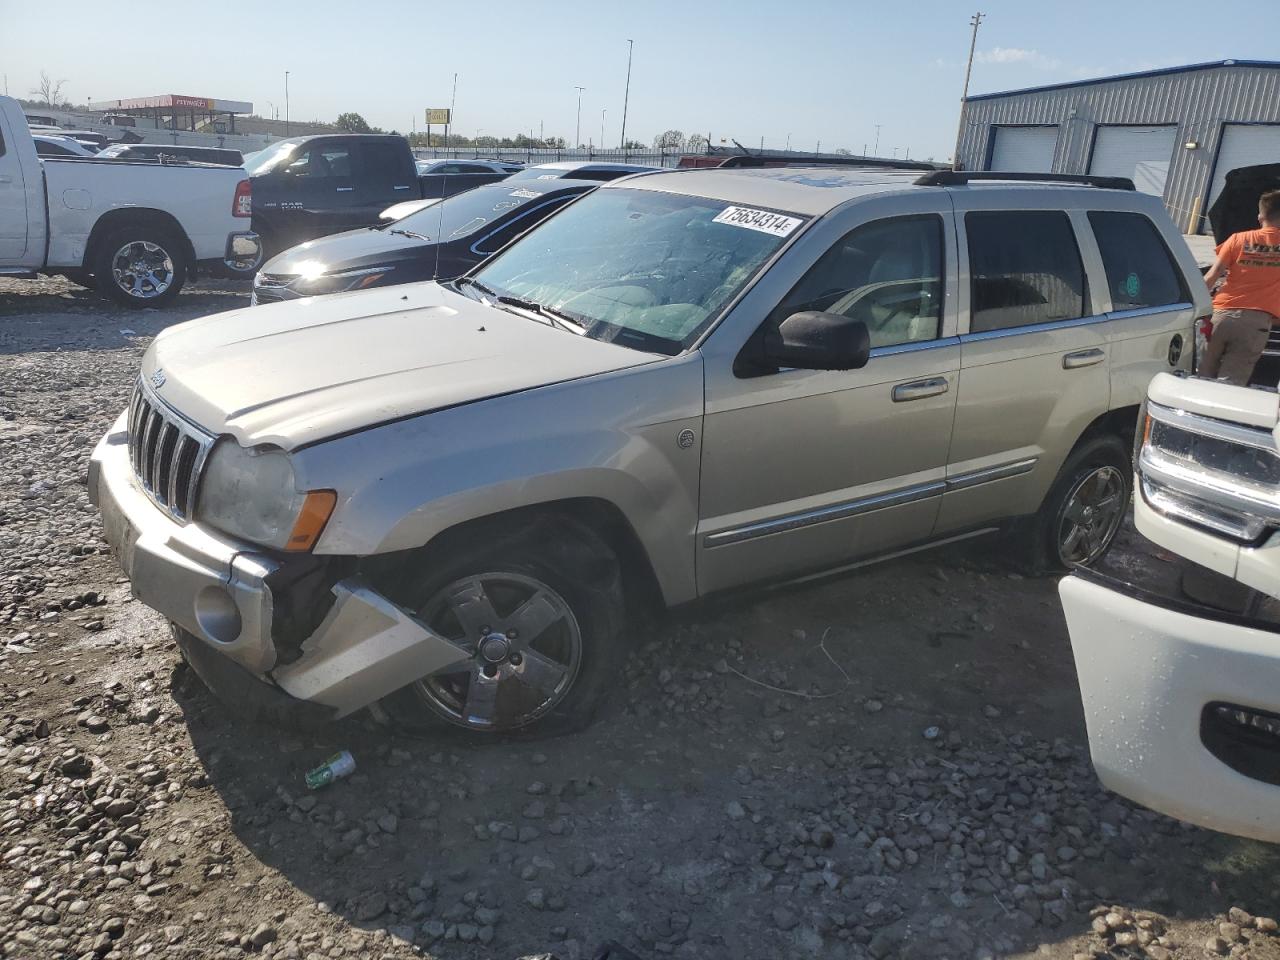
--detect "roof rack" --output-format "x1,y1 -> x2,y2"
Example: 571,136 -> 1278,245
914,171 -> 1135,190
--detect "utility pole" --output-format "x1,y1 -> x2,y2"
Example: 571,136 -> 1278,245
953,11 -> 984,170
786,132 -> 791,151
874,125 -> 881,155
574,86 -> 585,148
601,109 -> 607,149
619,39 -> 634,149
284,71 -> 290,137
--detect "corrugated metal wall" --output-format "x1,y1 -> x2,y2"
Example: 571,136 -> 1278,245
957,64 -> 1280,233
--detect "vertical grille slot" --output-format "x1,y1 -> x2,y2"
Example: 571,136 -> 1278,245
125,380 -> 215,522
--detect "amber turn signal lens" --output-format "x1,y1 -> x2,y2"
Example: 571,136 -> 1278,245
1142,414 -> 1153,448
286,490 -> 337,552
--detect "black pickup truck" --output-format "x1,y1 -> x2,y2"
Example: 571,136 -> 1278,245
245,134 -> 512,257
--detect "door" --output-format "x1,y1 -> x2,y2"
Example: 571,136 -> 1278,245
1089,125 -> 1178,196
698,210 -> 961,594
356,140 -> 417,223
1208,124 -> 1280,214
988,126 -> 1058,173
0,123 -> 30,263
938,207 -> 1110,532
1086,209 -> 1197,403
274,139 -> 361,245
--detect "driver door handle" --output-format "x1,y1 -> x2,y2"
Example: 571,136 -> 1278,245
892,377 -> 949,402
1062,348 -> 1105,370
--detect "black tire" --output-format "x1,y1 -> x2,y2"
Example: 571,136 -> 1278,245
91,224 -> 188,308
379,516 -> 626,740
1020,434 -> 1132,575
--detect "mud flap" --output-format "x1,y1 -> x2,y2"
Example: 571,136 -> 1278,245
273,579 -> 471,718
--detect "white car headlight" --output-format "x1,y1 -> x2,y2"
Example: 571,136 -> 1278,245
197,441 -> 335,551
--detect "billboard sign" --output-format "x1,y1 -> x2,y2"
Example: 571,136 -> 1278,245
425,108 -> 451,125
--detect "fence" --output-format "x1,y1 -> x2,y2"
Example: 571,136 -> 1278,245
410,146 -> 684,168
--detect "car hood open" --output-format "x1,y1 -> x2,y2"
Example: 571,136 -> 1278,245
142,282 -> 662,450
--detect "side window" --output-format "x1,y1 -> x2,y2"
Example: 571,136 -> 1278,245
434,163 -> 465,175
454,163 -> 492,175
473,197 -> 576,255
284,144 -> 352,180
966,211 -> 1088,333
363,142 -> 409,183
0,128 -> 6,157
1088,211 -> 1188,309
771,216 -> 944,350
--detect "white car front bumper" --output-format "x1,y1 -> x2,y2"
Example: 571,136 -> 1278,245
1060,571 -> 1280,843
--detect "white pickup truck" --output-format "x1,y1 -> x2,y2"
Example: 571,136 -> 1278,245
0,96 -> 259,307
1061,372 -> 1280,843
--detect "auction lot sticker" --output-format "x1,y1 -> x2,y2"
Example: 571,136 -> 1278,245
712,206 -> 804,237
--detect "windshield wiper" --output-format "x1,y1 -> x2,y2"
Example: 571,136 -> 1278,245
453,276 -> 498,299
496,295 -> 585,334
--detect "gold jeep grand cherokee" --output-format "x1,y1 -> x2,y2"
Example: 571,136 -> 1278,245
90,167 -> 1210,735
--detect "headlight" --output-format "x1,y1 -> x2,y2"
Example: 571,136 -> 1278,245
290,264 -> 395,296
197,441 -> 335,551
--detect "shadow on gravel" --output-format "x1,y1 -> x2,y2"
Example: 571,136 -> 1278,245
169,536 -> 1280,960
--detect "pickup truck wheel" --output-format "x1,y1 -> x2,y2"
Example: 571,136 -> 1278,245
380,522 -> 625,738
93,227 -> 187,308
1022,435 -> 1131,574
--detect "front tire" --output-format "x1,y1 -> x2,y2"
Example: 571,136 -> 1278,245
92,225 -> 188,308
1022,435 -> 1131,574
380,517 -> 626,738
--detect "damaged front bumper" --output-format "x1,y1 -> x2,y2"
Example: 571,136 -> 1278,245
89,411 -> 469,719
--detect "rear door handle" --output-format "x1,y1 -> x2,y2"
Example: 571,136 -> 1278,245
1062,348 -> 1105,370
335,186 -> 354,192
892,377 -> 949,402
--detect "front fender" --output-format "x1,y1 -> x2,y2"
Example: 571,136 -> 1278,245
294,354 -> 705,606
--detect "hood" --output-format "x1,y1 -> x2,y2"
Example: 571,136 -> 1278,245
143,282 -> 663,450
261,225 -> 432,277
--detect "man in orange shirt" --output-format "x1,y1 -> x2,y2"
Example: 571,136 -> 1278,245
1201,189 -> 1280,385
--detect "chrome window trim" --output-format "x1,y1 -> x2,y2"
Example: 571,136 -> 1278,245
1146,400 -> 1278,453
869,336 -> 961,359
703,457 -> 1039,548
961,313 -> 1111,343
1107,302 -> 1192,321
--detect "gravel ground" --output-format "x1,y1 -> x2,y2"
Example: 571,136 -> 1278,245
2,276 -> 1279,960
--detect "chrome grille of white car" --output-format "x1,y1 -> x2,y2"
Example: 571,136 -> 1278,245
126,380 -> 215,521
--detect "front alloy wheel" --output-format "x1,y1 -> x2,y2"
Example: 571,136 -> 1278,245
1056,465 -> 1126,566
413,572 -> 583,731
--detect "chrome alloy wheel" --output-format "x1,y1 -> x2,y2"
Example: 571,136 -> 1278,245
1056,465 -> 1126,566
413,572 -> 582,731
110,240 -> 175,300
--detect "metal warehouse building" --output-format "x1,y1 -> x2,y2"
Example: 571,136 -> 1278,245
956,60 -> 1280,234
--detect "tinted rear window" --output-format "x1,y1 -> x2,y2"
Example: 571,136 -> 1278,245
966,211 -> 1088,333
1088,211 -> 1187,309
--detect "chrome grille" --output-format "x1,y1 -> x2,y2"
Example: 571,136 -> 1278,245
126,380 -> 215,521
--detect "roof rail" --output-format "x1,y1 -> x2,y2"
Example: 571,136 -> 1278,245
914,171 -> 1135,190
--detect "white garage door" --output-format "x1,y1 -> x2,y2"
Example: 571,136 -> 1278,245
1208,124 -> 1280,209
988,126 -> 1058,173
1089,125 -> 1178,196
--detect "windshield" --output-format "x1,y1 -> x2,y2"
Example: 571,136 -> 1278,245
471,187 -> 803,354
507,166 -> 571,181
392,184 -> 552,240
243,139 -> 303,176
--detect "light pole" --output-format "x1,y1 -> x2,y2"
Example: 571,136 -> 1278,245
601,109 -> 607,149
619,39 -> 634,149
447,72 -> 457,148
874,124 -> 881,155
952,11 -> 985,170
284,71 -> 290,137
574,86 -> 585,148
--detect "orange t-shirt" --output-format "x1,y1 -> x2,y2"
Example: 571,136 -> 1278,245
1213,225 -> 1280,318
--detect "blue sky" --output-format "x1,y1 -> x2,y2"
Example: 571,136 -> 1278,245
2,0 -> 1277,159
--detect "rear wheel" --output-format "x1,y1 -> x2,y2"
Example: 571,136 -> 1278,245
380,518 -> 626,738
92,225 -> 188,308
1021,435 -> 1131,574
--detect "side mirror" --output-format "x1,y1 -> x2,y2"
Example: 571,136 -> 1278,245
761,311 -> 870,371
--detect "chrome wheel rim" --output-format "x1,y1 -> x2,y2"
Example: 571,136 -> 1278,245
1057,465 -> 1126,566
412,572 -> 582,731
110,240 -> 175,299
